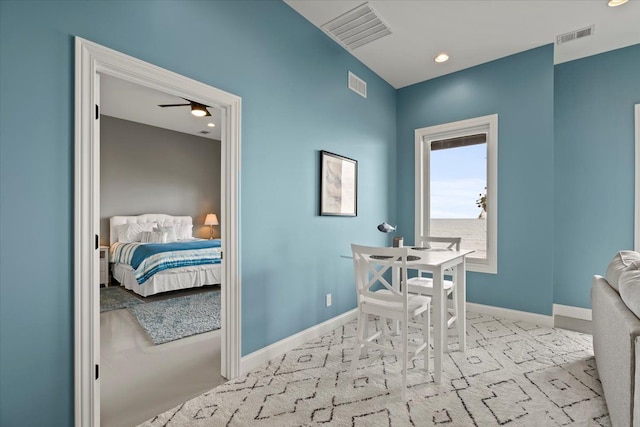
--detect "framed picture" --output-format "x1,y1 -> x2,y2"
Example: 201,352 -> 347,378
320,150 -> 358,216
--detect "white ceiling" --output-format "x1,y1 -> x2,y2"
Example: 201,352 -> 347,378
100,2 -> 638,131
285,0 -> 640,89
100,74 -> 222,140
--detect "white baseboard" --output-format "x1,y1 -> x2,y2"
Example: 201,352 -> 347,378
552,304 -> 592,321
240,302 -> 589,374
241,309 -> 357,374
466,302 -> 554,327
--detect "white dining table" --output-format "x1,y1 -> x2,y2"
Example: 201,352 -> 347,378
343,247 -> 473,383
395,248 -> 474,384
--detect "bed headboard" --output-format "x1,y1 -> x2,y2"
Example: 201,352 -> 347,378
109,214 -> 193,246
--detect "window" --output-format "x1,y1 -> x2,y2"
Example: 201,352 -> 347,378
415,114 -> 498,273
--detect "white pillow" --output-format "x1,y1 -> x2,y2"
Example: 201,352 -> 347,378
605,250 -> 640,292
140,231 -> 167,244
116,222 -> 156,243
154,226 -> 177,242
619,269 -> 640,318
174,224 -> 193,240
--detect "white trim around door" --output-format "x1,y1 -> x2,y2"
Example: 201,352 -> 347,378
74,37 -> 242,427
635,104 -> 639,252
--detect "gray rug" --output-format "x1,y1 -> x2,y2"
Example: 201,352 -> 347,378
141,312 -> 609,426
128,291 -> 221,345
100,286 -> 143,312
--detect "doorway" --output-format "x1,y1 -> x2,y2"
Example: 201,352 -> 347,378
635,103 -> 639,251
74,37 -> 241,427
98,75 -> 225,426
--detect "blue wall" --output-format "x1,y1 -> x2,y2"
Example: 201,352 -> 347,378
0,1 -> 396,425
1,0 -> 638,423
396,45 -> 556,315
554,44 -> 640,308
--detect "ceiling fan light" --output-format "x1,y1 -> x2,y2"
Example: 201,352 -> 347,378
191,103 -> 208,117
608,0 -> 628,6
434,53 -> 449,63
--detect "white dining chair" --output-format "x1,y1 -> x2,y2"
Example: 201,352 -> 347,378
350,244 -> 431,401
407,236 -> 462,351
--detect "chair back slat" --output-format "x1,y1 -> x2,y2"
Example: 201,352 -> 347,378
416,236 -> 461,251
351,244 -> 413,306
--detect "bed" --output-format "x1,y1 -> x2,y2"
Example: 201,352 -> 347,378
109,214 -> 222,297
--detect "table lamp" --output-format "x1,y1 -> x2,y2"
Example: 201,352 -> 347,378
377,222 -> 402,247
204,213 -> 219,239
377,222 -> 396,233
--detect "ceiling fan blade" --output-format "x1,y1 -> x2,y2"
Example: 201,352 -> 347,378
158,100 -> 212,116
187,99 -> 212,108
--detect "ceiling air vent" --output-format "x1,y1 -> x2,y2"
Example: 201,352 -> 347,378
199,130 -> 211,135
557,25 -> 595,45
348,71 -> 367,98
322,2 -> 391,51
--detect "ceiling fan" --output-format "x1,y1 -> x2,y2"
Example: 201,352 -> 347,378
158,98 -> 211,117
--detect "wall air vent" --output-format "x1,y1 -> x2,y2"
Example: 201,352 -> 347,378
348,71 -> 367,98
322,2 -> 391,51
556,25 -> 595,45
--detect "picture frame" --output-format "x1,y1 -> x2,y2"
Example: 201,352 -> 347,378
320,150 -> 358,216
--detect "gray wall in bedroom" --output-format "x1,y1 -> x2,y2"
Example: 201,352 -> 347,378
100,115 -> 221,245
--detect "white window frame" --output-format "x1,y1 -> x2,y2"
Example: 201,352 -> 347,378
415,114 -> 498,274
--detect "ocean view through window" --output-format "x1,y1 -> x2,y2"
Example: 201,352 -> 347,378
415,114 -> 498,273
430,137 -> 487,259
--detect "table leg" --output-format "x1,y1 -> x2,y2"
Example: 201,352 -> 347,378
456,259 -> 466,351
433,267 -> 445,384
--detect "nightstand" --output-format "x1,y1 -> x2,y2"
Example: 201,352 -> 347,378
99,246 -> 109,287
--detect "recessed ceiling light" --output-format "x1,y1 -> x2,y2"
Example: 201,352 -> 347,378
608,0 -> 628,6
434,53 -> 449,63
207,123 -> 215,128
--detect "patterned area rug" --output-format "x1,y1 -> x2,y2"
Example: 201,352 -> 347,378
100,286 -> 143,312
141,312 -> 609,426
128,291 -> 221,345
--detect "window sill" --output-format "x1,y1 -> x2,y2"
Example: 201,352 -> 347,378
467,258 -> 497,274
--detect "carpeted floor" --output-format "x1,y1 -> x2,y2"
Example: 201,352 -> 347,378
128,291 -> 221,345
141,312 -> 609,426
100,286 -> 143,312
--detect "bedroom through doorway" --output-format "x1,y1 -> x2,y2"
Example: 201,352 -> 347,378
74,37 -> 241,427
98,75 -> 226,427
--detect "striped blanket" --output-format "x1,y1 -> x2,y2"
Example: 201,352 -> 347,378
111,239 -> 222,284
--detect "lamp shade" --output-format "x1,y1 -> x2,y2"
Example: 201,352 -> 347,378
377,222 -> 396,233
204,213 -> 219,226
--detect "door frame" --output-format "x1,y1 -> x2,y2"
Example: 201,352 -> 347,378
74,37 -> 242,427
635,103 -> 639,251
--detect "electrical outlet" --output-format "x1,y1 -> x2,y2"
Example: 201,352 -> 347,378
326,293 -> 332,307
